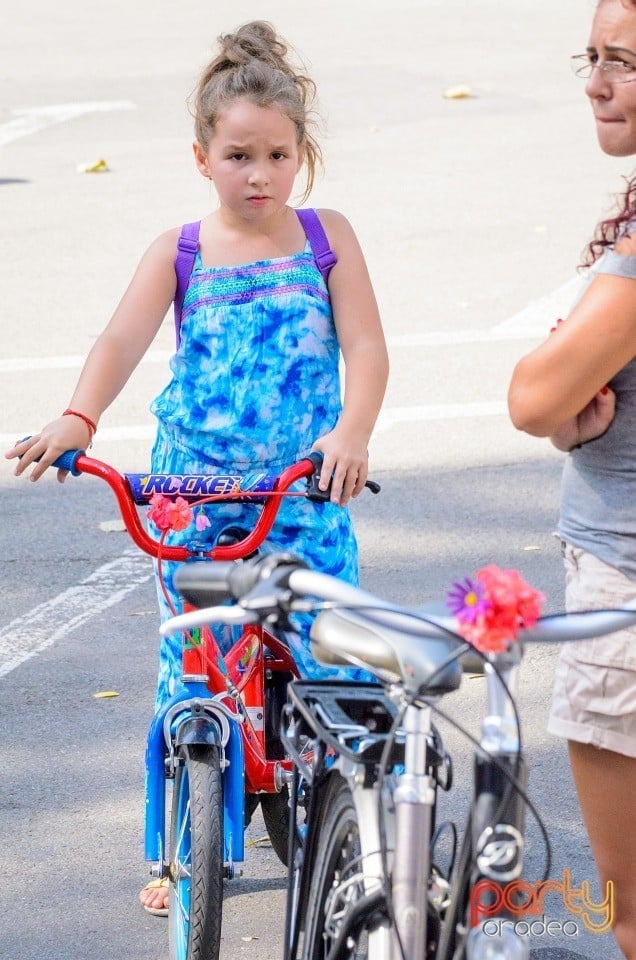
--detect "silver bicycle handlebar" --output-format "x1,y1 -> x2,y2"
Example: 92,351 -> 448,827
161,565 -> 636,643
161,560 -> 636,702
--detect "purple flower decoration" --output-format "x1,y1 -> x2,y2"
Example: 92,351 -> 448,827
446,576 -> 491,624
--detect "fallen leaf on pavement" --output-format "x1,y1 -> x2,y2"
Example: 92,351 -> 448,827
443,84 -> 475,99
77,158 -> 110,173
246,835 -> 270,848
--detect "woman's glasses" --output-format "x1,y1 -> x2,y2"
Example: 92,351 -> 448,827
571,54 -> 636,84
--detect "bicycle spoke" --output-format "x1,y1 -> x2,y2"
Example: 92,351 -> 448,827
175,797 -> 191,857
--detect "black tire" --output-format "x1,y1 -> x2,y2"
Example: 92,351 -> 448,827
168,744 -> 223,960
261,658 -> 294,866
302,776 -> 380,960
260,786 -> 291,866
244,792 -> 260,828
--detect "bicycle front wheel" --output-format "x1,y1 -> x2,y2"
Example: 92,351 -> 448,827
168,744 -> 223,960
303,775 -> 386,960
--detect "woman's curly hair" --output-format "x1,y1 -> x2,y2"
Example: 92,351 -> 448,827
583,175 -> 636,266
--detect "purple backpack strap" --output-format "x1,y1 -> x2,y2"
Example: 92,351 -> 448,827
296,208 -> 337,283
173,221 -> 201,348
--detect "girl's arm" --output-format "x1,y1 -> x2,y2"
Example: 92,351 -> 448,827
508,236 -> 636,445
5,228 -> 180,481
311,210 -> 389,505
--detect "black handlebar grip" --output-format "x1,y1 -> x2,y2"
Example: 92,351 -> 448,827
174,560 -> 239,607
305,451 -> 328,502
173,553 -> 305,609
306,449 -> 382,500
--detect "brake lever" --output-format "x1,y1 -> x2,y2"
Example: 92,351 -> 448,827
237,554 -> 309,633
305,451 -> 381,501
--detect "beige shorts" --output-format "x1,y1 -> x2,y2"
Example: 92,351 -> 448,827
548,541 -> 636,758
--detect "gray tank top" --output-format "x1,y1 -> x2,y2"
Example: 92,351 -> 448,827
558,250 -> 636,578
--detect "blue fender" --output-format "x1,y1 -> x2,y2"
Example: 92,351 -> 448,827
144,683 -> 246,865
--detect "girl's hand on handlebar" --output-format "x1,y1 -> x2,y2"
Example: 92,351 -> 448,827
4,417 -> 92,482
311,428 -> 369,506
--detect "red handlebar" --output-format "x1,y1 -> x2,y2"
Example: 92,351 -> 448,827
72,454 -> 318,562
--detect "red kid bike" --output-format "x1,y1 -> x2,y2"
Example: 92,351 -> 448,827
45,445 -> 379,960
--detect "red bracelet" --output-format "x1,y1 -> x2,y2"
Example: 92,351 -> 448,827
62,408 -> 97,440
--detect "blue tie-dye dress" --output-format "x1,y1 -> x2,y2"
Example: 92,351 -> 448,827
149,237 -> 362,706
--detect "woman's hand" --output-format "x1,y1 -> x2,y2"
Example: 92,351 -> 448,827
509,269 -> 636,437
550,386 -> 616,452
4,416 -> 92,482
311,428 -> 369,506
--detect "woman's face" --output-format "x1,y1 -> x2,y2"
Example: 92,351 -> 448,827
586,0 -> 636,156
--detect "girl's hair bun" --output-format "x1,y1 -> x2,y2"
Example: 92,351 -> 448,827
216,21 -> 292,76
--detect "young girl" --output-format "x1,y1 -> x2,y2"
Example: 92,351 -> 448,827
6,21 -> 389,915
509,2 -> 636,955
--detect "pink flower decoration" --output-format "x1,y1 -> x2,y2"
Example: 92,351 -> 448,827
148,493 -> 194,532
195,511 -> 211,531
169,496 -> 194,532
148,493 -> 172,531
446,565 -> 544,654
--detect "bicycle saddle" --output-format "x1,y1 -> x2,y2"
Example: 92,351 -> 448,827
310,607 -> 463,695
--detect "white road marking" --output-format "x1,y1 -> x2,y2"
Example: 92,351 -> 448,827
0,325 -> 538,373
0,101 -> 136,147
0,382 -> 542,446
375,401 -> 506,430
0,354 -> 133,374
0,274 -> 576,442
0,271 -> 586,376
0,276 -> 579,675
0,425 -> 159,445
0,351 -> 170,373
0,552 -> 153,678
0,402 -> 510,447
0,326 -> 538,374
0,319 -> 545,373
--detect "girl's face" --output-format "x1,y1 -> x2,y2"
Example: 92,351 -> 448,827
194,99 -> 304,219
586,0 -> 636,156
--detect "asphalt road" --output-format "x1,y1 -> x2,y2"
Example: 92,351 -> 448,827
0,1 -> 626,958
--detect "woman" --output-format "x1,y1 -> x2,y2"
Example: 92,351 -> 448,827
508,3 -> 636,956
